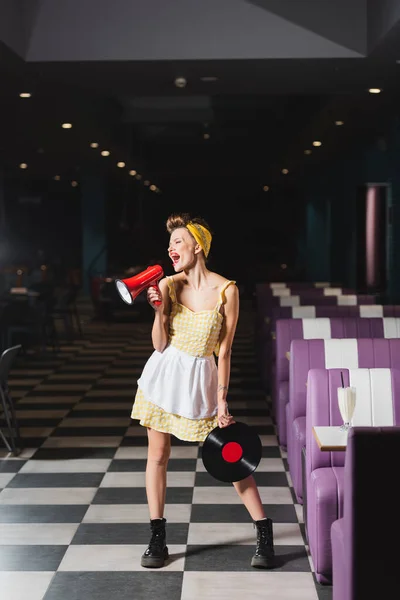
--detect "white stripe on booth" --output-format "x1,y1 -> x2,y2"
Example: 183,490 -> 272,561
292,306 -> 316,318
270,283 -> 287,288
349,369 -> 394,426
360,305 -> 383,318
324,339 -> 359,369
349,369 -> 372,425
383,318 -> 400,338
280,296 -> 300,307
273,288 -> 291,296
338,295 -> 357,306
323,288 -> 342,296
302,318 -> 331,339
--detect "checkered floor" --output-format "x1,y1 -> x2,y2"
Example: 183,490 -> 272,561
0,301 -> 332,600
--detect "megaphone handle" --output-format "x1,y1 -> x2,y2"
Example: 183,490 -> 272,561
152,283 -> 162,306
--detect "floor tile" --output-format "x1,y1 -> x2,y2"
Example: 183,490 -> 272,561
0,546 -> 67,571
0,571 -> 54,600
82,503 -> 192,523
43,571 -> 183,600
71,522 -> 189,545
18,459 -> 112,474
6,473 -> 105,488
0,504 -> 88,523
181,571 -> 319,600
0,488 -> 96,505
184,544 -> 311,571
58,544 -> 187,571
0,523 -> 79,544
187,522 -> 304,546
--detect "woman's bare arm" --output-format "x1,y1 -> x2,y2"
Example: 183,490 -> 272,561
217,283 -> 239,404
149,277 -> 171,352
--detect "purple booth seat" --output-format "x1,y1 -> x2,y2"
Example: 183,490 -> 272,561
275,317 -> 400,451
255,283 -> 335,315
258,304 -> 399,396
268,307 -> 400,389
272,304 -> 400,322
331,426 -> 400,600
256,296 -> 377,392
306,367 -> 400,584
256,290 -> 366,332
261,282 -> 332,289
263,293 -> 372,310
287,334 -> 400,505
264,287 -> 352,298
257,294 -> 375,359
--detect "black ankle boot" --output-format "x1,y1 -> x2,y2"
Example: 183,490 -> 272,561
141,518 -> 169,568
251,518 -> 275,569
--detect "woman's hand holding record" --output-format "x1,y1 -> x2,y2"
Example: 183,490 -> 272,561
217,400 -> 235,428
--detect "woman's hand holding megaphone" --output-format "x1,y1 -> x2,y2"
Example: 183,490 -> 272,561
147,285 -> 163,309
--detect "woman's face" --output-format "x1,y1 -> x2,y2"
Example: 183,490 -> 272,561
168,227 -> 197,271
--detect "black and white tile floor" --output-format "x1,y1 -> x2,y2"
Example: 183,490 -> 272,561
0,303 -> 332,600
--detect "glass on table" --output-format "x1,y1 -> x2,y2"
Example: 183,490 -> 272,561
337,386 -> 356,431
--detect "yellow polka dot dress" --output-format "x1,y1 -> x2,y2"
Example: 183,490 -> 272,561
131,277 -> 236,442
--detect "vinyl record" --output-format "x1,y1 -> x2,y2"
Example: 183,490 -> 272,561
202,421 -> 262,483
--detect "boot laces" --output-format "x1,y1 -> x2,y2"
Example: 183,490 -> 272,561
255,522 -> 273,549
149,527 -> 165,552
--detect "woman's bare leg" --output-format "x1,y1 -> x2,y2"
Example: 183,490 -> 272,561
233,474 -> 275,568
146,428 -> 171,519
233,474 -> 266,521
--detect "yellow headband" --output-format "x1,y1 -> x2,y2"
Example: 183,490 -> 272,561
186,222 -> 212,258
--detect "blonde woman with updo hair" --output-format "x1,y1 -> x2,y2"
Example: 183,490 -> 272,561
131,212 -> 275,569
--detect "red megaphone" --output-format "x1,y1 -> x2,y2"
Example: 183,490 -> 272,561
115,264 -> 164,306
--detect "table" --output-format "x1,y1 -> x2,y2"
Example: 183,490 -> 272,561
312,426 -> 348,451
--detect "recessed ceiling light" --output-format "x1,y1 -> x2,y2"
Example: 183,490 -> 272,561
54,175 -> 61,181
135,174 -> 142,180
19,163 -> 28,169
304,149 -> 312,155
335,121 -> 344,126
174,76 -> 187,88
19,92 -> 31,98
263,185 -> 270,192
71,181 -> 78,187
203,133 -> 210,140
368,88 -> 382,94
90,142 -> 99,148
144,180 -> 150,186
117,161 -> 126,168
129,170 -> 137,176
150,185 -> 157,191
101,150 -> 110,156
282,168 -> 289,175
62,123 -> 72,129
312,140 -> 322,147
200,76 -> 218,82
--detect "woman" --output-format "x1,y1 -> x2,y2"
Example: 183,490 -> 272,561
131,212 -> 275,569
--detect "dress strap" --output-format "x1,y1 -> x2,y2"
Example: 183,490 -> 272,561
216,280 -> 236,310
166,276 -> 177,304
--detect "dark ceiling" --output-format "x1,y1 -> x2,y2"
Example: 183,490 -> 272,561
1,57 -> 398,199
1,2 -> 400,207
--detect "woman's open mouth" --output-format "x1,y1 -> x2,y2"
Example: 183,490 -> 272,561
170,253 -> 180,266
